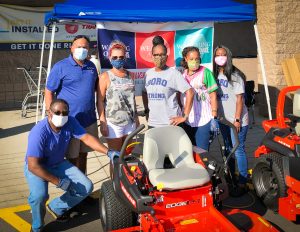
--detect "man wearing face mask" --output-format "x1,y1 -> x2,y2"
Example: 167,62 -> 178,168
45,35 -> 99,181
24,99 -> 119,232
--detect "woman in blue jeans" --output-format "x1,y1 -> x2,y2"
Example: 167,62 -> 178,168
213,45 -> 249,196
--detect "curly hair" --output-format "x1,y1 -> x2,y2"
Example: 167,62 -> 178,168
181,46 -> 201,69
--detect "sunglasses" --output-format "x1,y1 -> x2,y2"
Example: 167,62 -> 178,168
51,110 -> 69,116
111,56 -> 125,60
153,53 -> 166,57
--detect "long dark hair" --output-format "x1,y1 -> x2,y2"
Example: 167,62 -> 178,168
181,46 -> 201,69
213,45 -> 246,82
152,35 -> 167,54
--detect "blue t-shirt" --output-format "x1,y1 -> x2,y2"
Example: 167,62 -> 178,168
25,117 -> 86,167
46,55 -> 98,128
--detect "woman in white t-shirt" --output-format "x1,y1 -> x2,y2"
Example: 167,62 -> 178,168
142,35 -> 194,128
213,45 -> 249,197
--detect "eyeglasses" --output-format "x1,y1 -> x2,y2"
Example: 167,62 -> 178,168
153,53 -> 167,57
51,110 -> 69,116
111,56 -> 125,60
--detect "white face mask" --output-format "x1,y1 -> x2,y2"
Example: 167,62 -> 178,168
73,47 -> 88,61
51,114 -> 68,128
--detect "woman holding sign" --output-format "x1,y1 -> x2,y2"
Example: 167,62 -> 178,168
142,35 -> 194,128
97,40 -> 139,151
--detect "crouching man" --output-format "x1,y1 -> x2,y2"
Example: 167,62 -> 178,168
24,99 -> 118,232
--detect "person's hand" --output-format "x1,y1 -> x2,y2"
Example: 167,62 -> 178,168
233,121 -> 241,133
210,118 -> 220,137
100,121 -> 108,137
170,116 -> 186,126
57,178 -> 71,191
107,150 -> 120,160
135,116 -> 140,128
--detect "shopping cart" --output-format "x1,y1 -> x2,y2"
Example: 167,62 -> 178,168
17,67 -> 47,117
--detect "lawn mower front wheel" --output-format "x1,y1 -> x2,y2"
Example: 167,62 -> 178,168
100,180 -> 135,231
252,152 -> 286,212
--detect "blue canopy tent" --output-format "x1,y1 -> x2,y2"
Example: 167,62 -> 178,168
37,0 -> 272,121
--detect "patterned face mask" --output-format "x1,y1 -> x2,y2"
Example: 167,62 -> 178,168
153,56 -> 167,69
110,59 -> 126,69
187,60 -> 200,71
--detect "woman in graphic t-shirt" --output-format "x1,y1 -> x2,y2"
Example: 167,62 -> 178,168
213,45 -> 249,197
180,46 -> 219,151
97,40 -> 139,151
142,35 -> 194,128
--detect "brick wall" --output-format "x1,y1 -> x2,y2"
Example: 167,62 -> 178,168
0,50 -> 69,110
257,0 -> 300,117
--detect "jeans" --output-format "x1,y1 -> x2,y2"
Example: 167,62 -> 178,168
24,160 -> 93,232
219,124 -> 248,184
181,121 -> 211,151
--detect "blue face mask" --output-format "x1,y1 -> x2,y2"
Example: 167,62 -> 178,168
110,59 -> 126,69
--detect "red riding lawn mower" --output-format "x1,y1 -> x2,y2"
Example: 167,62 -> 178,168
99,119 -> 279,232
252,86 -> 300,221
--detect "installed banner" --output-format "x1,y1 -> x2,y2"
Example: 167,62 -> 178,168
97,22 -> 214,95
0,5 -> 97,51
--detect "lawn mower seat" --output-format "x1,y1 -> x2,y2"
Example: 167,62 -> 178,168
143,126 -> 210,191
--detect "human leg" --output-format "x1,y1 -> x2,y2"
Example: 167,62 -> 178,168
24,165 -> 49,232
180,122 -> 196,145
230,125 -> 249,184
79,123 -> 99,173
47,160 -> 93,216
194,121 -> 211,151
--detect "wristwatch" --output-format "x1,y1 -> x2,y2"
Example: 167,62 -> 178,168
234,118 -> 240,123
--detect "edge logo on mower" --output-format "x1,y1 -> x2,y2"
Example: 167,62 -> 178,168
120,181 -> 136,207
166,199 -> 201,208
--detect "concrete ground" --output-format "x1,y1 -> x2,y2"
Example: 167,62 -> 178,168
0,97 -> 299,231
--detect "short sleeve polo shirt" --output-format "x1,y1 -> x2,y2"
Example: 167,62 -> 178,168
46,55 -> 98,128
25,117 -> 86,167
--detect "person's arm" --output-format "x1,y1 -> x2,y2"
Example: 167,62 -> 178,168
209,91 -> 218,118
183,88 -> 194,118
80,133 -> 108,154
142,91 -> 149,119
27,157 -> 59,186
97,72 -> 109,136
45,88 -> 54,113
234,94 -> 243,132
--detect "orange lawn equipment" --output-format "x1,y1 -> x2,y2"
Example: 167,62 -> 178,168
99,122 -> 279,231
253,86 -> 300,221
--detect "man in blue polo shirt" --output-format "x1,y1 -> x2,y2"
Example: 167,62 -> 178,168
25,99 -> 118,232
45,35 -> 98,176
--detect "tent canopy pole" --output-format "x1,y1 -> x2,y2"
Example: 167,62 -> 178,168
41,22 -> 56,119
35,25 -> 46,124
254,23 -> 272,120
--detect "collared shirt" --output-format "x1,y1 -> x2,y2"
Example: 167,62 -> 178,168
46,55 -> 98,128
25,117 -> 86,167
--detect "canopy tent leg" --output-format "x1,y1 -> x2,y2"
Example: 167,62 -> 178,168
41,22 -> 57,119
254,23 -> 272,120
35,26 -> 47,124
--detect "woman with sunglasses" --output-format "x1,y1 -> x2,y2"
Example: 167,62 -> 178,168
180,46 -> 219,151
97,40 -> 139,151
142,35 -> 194,128
213,45 -> 249,197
